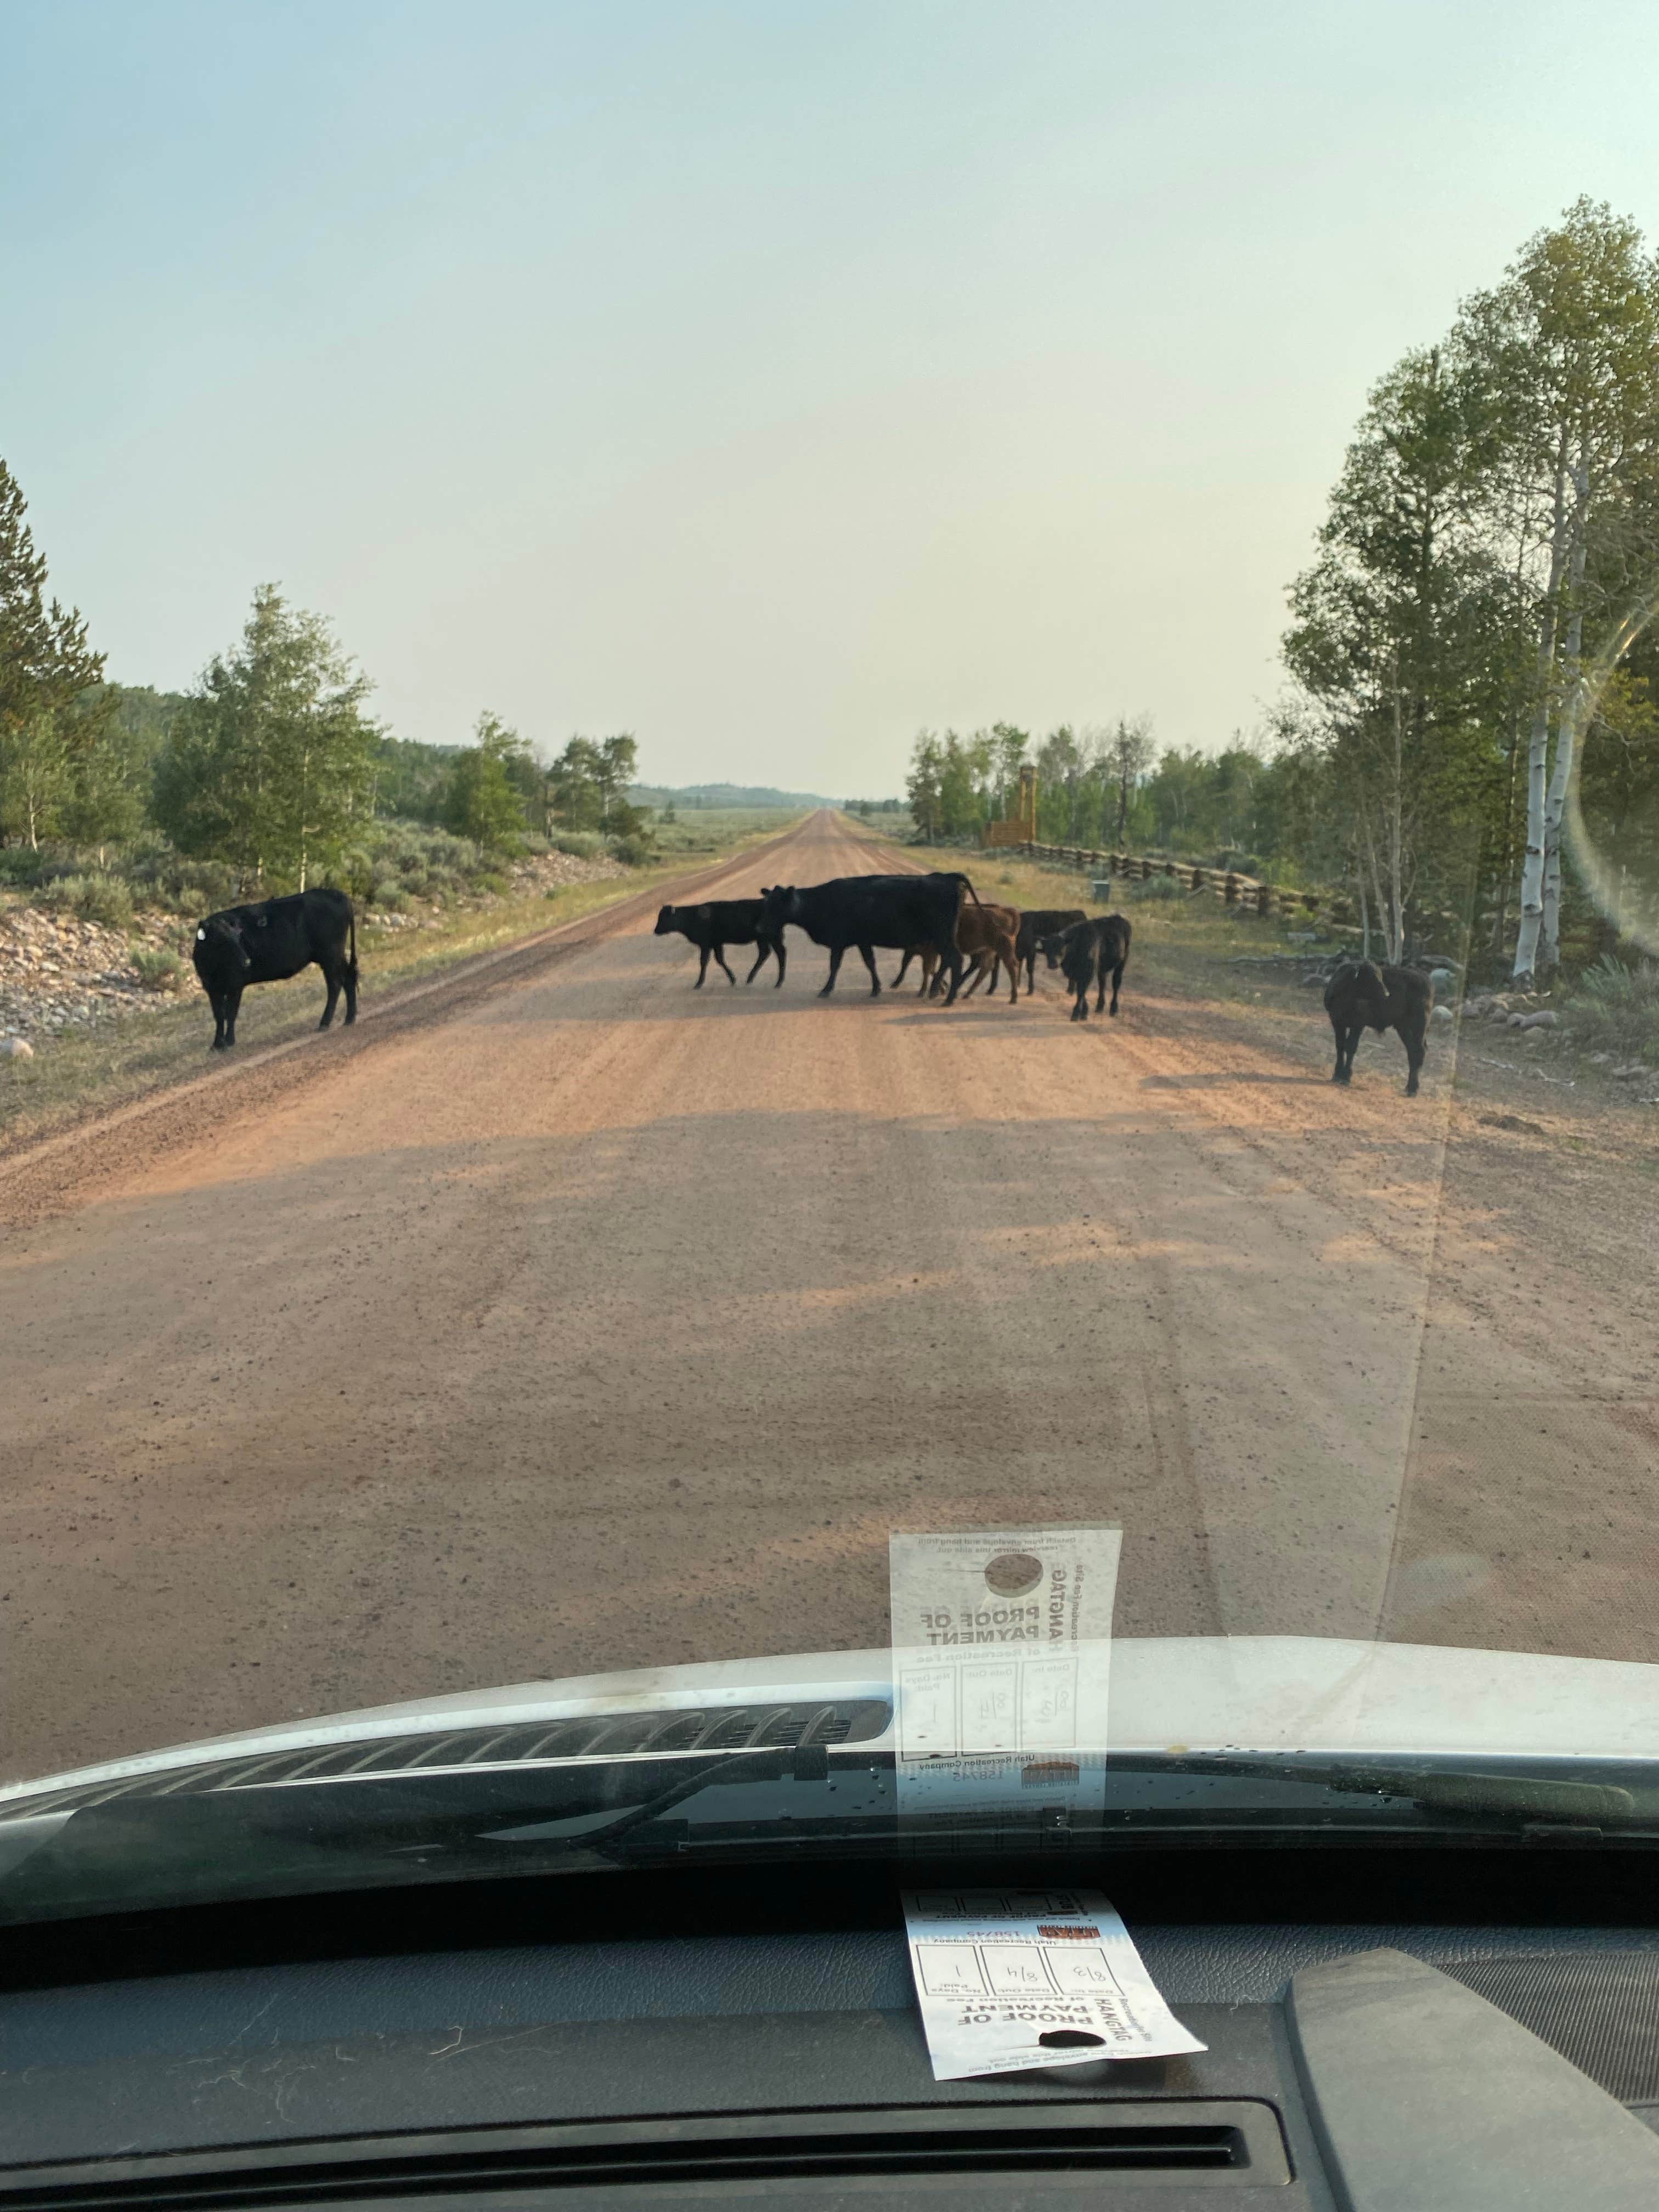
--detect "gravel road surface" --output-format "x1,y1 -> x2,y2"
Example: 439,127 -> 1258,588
2,810 -> 1654,1778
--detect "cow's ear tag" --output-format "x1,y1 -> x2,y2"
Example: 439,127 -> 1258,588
196,928 -> 205,940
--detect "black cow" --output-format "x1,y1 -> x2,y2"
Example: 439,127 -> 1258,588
192,887 -> 358,1049
654,899 -> 786,988
1037,914 -> 1132,1023
1324,960 -> 1432,1095
760,872 -> 979,1002
991,907 -> 1087,996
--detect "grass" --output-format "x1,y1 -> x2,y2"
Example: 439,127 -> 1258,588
0,818 -> 793,1154
647,807 -> 807,856
1568,955 -> 1659,1064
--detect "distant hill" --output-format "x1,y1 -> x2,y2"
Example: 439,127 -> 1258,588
630,782 -> 842,810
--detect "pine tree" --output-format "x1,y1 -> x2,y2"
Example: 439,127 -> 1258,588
0,459 -> 106,848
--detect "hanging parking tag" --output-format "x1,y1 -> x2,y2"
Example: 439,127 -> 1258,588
901,1887 -> 1206,2080
888,1525 -> 1120,1835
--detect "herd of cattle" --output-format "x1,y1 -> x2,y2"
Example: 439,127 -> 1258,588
656,872 -> 1131,1023
187,871 -> 1434,1091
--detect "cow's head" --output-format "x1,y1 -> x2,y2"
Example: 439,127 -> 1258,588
760,884 -> 799,926
653,905 -> 677,936
1036,932 -> 1066,969
194,915 -> 251,980
1347,960 -> 1391,1021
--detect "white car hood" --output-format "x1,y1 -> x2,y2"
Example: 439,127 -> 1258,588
5,1635 -> 1657,1809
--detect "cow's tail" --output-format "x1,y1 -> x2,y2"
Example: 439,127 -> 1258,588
348,902 -> 358,979
956,872 -> 982,906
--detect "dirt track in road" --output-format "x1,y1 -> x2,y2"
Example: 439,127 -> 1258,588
3,810 -> 1655,1779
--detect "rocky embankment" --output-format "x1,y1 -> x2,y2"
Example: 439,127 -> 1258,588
1,848 -> 628,1056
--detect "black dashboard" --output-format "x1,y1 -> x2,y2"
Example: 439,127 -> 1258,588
5,1850 -> 1659,2209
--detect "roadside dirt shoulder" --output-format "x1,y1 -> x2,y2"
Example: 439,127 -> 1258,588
0,823 -> 816,1230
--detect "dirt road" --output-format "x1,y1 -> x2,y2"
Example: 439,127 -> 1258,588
2,810 -> 1655,1778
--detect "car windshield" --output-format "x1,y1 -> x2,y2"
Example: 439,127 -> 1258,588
2,5 -> 1657,1925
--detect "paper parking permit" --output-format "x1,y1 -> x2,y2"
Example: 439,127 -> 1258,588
902,1888 -> 1206,2080
889,1526 -> 1120,1829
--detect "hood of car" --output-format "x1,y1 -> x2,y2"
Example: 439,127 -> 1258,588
5,1634 -> 1656,1814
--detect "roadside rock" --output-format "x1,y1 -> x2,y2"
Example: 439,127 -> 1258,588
1430,1004 -> 1454,1025
0,1035 -> 33,1061
0,900 -> 195,1043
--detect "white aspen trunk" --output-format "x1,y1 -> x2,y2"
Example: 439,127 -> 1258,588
1513,438 -> 1572,983
1540,454 -> 1590,972
1387,679 -> 1407,963
1358,876 -> 1371,960
1358,804 -> 1386,962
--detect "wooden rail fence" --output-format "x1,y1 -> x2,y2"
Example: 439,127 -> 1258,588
1013,842 -> 1350,926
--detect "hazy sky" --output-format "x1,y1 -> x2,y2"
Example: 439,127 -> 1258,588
8,2 -> 1659,793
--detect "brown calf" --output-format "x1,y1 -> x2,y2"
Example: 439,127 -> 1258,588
891,901 -> 1023,1004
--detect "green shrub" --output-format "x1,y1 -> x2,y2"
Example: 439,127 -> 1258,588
1570,954 -> 1659,1060
40,872 -> 134,927
610,833 -> 653,867
1125,873 -> 1190,902
0,849 -> 49,889
473,871 -> 510,896
124,850 -> 237,913
550,830 -> 604,859
372,881 -> 410,913
132,946 -> 187,992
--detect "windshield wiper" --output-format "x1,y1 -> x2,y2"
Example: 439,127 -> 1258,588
1105,1752 -> 1644,1830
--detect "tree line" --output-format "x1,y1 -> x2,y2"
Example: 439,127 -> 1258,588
0,476 -> 652,893
907,199 -> 1659,983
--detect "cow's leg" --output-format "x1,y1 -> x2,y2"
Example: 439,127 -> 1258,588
1329,1017 -> 1345,1082
209,991 -> 227,1049
1339,1024 -> 1361,1082
921,951 -> 938,995
695,946 -> 711,988
773,936 -> 786,988
1071,981 -> 1088,1022
940,945 -> 966,1006
714,945 -> 738,985
744,944 -> 769,984
342,958 -> 358,1024
960,954 -> 988,998
818,945 -> 847,997
857,943 -> 881,995
1002,935 -> 1019,1004
1402,1020 -> 1425,1097
1108,960 -> 1124,1015
1023,950 -> 1036,995
319,966 -> 341,1030
223,986 -> 244,1047
1095,960 -> 1108,1013
891,950 -> 915,990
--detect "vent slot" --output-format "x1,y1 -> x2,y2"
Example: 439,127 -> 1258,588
0,2103 -> 1290,2205
0,1701 -> 891,1821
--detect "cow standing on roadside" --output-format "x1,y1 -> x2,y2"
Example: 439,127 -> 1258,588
1037,914 -> 1132,1023
192,888 -> 358,1049
760,873 -> 979,1001
1324,960 -> 1432,1095
654,899 -> 786,988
